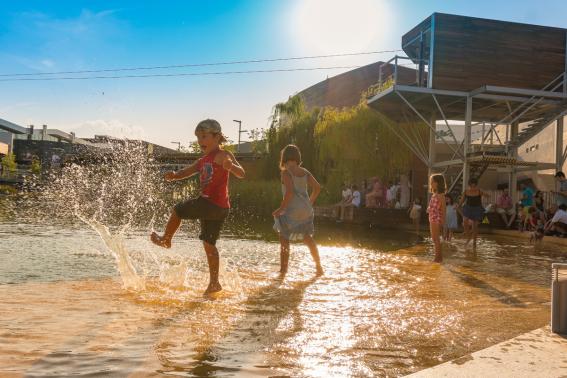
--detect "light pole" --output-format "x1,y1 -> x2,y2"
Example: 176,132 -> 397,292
233,119 -> 248,153
171,141 -> 181,151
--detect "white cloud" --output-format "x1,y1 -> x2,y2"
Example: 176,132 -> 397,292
68,119 -> 147,140
40,59 -> 54,68
3,9 -> 127,73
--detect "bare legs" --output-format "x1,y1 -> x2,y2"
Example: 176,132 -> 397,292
304,235 -> 324,276
279,234 -> 323,276
203,241 -> 222,295
151,213 -> 222,296
430,222 -> 443,263
413,218 -> 421,239
463,217 -> 478,249
150,211 -> 181,248
279,235 -> 290,275
471,219 -> 478,249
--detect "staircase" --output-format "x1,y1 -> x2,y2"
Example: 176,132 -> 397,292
446,162 -> 490,200
508,102 -> 567,148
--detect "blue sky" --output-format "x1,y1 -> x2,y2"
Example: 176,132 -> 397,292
1,0 -> 567,147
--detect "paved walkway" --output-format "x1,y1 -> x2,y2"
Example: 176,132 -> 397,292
407,327 -> 567,377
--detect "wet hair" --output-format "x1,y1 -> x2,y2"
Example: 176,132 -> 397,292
430,174 -> 446,194
279,144 -> 302,169
468,177 -> 478,186
555,171 -> 565,178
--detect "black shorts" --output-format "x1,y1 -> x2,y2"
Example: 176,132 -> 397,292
174,196 -> 229,246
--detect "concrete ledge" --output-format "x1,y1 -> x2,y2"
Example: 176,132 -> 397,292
406,328 -> 567,377
486,229 -> 567,247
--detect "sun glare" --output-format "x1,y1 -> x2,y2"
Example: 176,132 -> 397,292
291,0 -> 389,54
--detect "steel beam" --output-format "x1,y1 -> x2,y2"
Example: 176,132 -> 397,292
427,14 -> 435,89
428,114 -> 436,200
463,96 -> 472,192
475,93 -> 559,105
366,86 -> 395,104
509,121 -> 519,203
396,91 -> 465,159
483,85 -> 567,99
432,94 -> 460,146
433,158 -> 465,168
558,117 -> 565,171
396,85 -> 468,97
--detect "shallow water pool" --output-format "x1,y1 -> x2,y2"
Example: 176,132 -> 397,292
1,220 -> 566,377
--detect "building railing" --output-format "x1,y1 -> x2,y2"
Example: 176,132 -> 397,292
367,55 -> 429,98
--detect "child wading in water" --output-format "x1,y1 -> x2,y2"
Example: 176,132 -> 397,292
409,198 -> 422,238
444,195 -> 458,242
273,145 -> 323,276
151,119 -> 245,295
428,174 -> 446,263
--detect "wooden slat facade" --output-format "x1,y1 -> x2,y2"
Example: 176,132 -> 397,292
403,13 -> 567,92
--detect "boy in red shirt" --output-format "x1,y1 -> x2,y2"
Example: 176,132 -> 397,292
151,119 -> 245,295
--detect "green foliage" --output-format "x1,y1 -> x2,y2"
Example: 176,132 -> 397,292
257,96 -> 415,205
229,179 -> 281,217
31,157 -> 41,174
0,184 -> 17,195
314,104 -> 413,199
1,153 -> 17,176
248,128 -> 268,153
365,77 -> 395,98
272,94 -> 305,127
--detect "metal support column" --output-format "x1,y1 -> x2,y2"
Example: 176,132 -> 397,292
557,117 -> 564,172
428,115 -> 436,198
418,32 -> 425,87
462,96 -> 472,192
509,121 -> 519,204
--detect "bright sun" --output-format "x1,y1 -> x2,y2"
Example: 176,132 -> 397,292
291,0 -> 389,54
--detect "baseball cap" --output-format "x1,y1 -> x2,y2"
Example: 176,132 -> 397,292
195,119 -> 228,143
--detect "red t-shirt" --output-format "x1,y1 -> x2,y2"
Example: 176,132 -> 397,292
197,149 -> 230,208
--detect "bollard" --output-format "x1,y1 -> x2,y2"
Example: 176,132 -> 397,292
551,263 -> 567,334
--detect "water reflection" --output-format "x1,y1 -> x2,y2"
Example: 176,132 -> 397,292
1,218 -> 566,377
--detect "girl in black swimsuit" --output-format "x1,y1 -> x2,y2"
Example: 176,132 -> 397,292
458,178 -> 485,249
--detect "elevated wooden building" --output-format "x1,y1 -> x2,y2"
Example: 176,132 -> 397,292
368,13 -> 567,200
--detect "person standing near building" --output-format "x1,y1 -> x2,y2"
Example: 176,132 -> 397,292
496,188 -> 515,228
428,175 -> 446,263
553,171 -> 567,207
459,178 -> 485,249
399,174 -> 411,208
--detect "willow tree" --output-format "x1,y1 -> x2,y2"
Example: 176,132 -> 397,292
315,103 -> 412,198
264,95 -> 319,178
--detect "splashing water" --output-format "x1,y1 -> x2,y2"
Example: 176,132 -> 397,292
40,141 -> 242,298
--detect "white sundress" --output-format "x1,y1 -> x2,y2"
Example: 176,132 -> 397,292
273,170 -> 314,241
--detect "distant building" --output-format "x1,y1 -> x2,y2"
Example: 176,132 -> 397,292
83,135 -> 178,156
297,61 -> 417,111
0,118 -> 176,167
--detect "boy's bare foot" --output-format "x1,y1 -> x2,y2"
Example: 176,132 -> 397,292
315,266 -> 324,276
203,282 -> 222,296
278,269 -> 288,278
150,232 -> 171,249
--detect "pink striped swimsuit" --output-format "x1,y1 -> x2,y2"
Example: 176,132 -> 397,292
428,194 -> 443,224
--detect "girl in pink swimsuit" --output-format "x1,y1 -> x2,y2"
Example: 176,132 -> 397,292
428,174 -> 446,263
